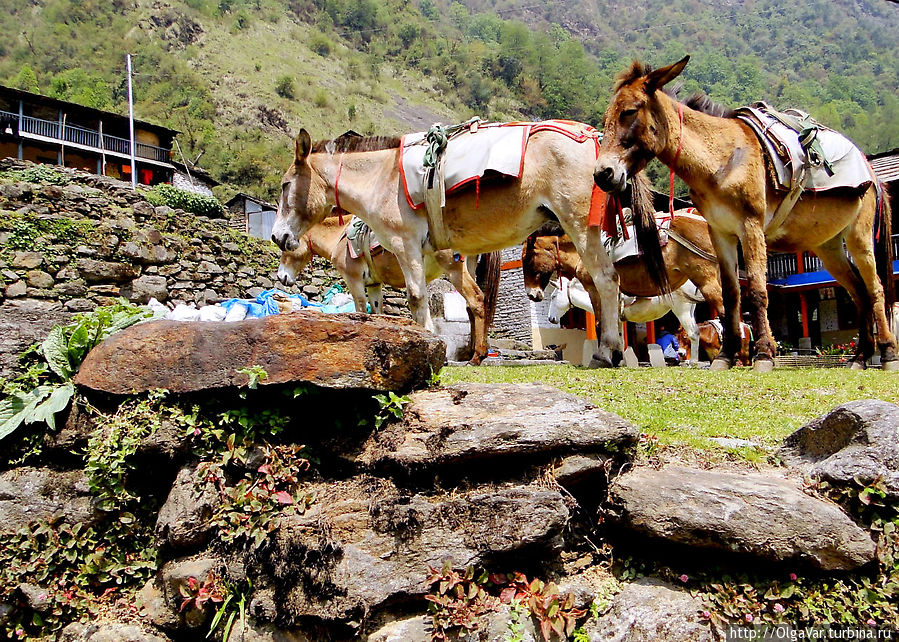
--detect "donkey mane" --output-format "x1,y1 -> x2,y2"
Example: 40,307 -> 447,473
682,93 -> 736,118
613,60 -> 652,92
311,135 -> 401,154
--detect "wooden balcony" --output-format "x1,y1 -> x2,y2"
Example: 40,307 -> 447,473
2,109 -> 171,164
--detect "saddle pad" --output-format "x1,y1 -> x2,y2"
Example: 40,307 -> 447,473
603,211 -> 672,265
735,105 -> 873,193
400,124 -> 530,209
345,217 -> 382,260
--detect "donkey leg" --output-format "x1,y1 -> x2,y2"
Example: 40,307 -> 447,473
844,220 -> 898,371
579,231 -> 623,367
366,283 -> 383,315
741,220 -> 776,372
707,230 -> 743,371
813,237 -> 873,369
442,257 -> 488,365
393,250 -> 435,332
670,294 -> 700,364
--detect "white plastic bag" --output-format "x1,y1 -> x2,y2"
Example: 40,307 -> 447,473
167,304 -> 200,322
199,305 -> 227,322
224,302 -> 248,322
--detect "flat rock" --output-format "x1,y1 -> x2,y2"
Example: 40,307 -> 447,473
155,466 -> 221,551
779,400 -> 899,499
0,467 -> 99,533
586,578 -> 713,642
59,622 -> 172,642
609,466 -> 875,570
265,477 -> 568,622
75,312 -> 445,394
367,606 -> 540,642
356,383 -> 637,470
0,299 -> 73,378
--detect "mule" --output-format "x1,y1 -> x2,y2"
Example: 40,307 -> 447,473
547,275 -> 707,364
271,125 -> 667,367
677,320 -> 752,366
522,208 -> 723,313
276,214 -> 499,364
593,56 -> 897,372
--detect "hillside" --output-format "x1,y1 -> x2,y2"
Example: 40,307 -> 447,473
0,0 -> 897,200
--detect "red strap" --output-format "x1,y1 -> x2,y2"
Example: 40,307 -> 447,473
588,184 -> 606,228
669,102 -> 684,217
334,153 -> 345,214
475,176 -> 480,209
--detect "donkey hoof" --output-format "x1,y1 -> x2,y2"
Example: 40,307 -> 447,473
709,357 -> 732,372
849,360 -> 867,371
588,356 -> 614,369
753,358 -> 775,373
882,359 -> 899,372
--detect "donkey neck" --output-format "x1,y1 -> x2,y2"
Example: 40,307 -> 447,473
309,218 -> 348,258
311,149 -> 398,219
654,92 -> 752,189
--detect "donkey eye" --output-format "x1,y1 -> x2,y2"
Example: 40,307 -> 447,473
621,108 -> 639,119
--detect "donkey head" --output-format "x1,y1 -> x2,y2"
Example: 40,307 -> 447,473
594,56 -> 690,193
277,245 -> 311,287
547,277 -> 571,325
271,129 -> 332,252
521,235 -> 562,302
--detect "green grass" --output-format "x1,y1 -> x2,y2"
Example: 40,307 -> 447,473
439,366 -> 899,460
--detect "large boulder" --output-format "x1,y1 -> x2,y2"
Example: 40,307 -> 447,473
155,466 -> 221,551
608,466 -> 875,570
75,312 -> 445,394
264,477 -> 568,623
0,467 -> 99,533
586,578 -> 713,642
0,298 -> 73,378
779,400 -> 899,499
356,383 -> 637,472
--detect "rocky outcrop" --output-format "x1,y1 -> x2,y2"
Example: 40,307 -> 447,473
586,578 -> 713,642
263,477 -> 568,622
356,383 -> 637,472
75,313 -> 446,394
59,622 -> 172,642
155,466 -> 221,551
779,400 -> 899,499
0,467 -> 99,533
608,466 -> 875,570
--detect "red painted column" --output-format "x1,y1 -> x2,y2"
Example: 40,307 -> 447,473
796,252 -> 809,338
586,312 -> 597,341
646,320 -> 656,344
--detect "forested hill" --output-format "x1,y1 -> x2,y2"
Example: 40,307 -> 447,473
0,0 -> 897,201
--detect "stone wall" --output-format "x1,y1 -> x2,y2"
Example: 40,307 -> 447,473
0,159 -> 411,378
490,244 -> 535,346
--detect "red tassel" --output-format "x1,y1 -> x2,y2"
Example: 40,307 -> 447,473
588,185 -> 606,228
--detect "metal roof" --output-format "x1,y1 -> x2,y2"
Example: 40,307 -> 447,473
869,148 -> 899,183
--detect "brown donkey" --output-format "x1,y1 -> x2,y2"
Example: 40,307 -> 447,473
276,214 -> 499,364
522,208 -> 723,314
594,56 -> 897,371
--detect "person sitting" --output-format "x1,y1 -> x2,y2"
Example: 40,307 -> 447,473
656,327 -> 680,365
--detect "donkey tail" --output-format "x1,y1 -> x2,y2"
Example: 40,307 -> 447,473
874,181 -> 894,319
475,250 -> 502,329
630,171 -> 670,294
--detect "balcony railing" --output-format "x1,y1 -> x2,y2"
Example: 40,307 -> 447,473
768,235 -> 899,281
2,109 -> 170,163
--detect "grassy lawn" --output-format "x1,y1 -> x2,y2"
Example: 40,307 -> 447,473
440,365 -> 899,461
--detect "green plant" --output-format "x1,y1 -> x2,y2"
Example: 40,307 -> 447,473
504,599 -> 528,642
0,165 -> 70,185
425,563 -> 498,641
141,184 -> 225,217
208,578 -> 251,640
0,300 -> 159,443
203,442 -> 314,546
236,365 -> 268,389
84,390 -> 168,510
497,573 -> 587,641
374,391 -> 410,428
179,573 -> 225,614
275,74 -> 295,99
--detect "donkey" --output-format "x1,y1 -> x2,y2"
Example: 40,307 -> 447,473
271,126 -> 667,367
594,56 -> 896,372
276,214 -> 499,365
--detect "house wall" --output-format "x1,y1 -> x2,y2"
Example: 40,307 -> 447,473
490,245 -> 534,346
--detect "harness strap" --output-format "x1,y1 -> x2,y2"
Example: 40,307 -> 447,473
334,153 -> 346,225
669,102 -> 684,217
666,227 -> 716,263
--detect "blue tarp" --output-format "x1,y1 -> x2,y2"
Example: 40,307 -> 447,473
769,260 -> 898,290
221,289 -> 320,318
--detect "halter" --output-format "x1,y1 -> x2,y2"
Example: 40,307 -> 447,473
333,153 -> 346,225
669,102 -> 684,217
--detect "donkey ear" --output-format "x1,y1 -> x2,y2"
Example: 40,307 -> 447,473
646,55 -> 690,93
295,129 -> 312,162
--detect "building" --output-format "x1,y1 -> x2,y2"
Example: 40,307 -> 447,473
0,85 -> 177,185
172,160 -> 220,197
225,193 -> 277,239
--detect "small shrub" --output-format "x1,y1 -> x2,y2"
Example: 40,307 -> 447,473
141,184 -> 225,217
313,88 -> 330,109
309,32 -> 332,56
275,74 -> 295,99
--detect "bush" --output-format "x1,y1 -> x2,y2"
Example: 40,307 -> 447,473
142,184 -> 225,218
309,32 -> 331,57
275,75 -> 295,99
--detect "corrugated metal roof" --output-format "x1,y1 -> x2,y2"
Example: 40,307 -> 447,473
869,150 -> 899,183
